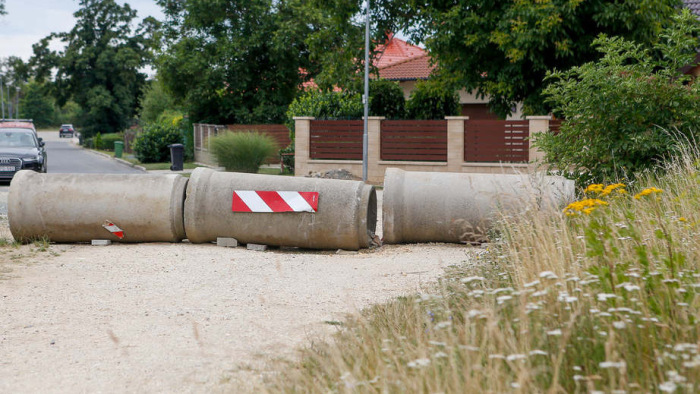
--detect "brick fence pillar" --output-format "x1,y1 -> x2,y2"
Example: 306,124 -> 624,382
367,117 -> 385,183
446,116 -> 469,172
293,117 -> 314,176
526,115 -> 552,163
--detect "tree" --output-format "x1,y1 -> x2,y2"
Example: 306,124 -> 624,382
405,79 -> 459,120
19,81 -> 55,127
139,78 -> 180,124
31,0 -> 158,137
299,0 -> 372,91
371,0 -> 684,117
535,10 -> 700,186
155,0 -> 317,125
0,1 -> 5,15
0,57 -> 29,118
369,79 -> 405,118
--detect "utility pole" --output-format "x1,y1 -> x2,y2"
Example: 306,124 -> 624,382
15,86 -> 19,118
362,0 -> 370,182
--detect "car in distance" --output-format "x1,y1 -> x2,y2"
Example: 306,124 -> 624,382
59,124 -> 75,138
0,128 -> 47,181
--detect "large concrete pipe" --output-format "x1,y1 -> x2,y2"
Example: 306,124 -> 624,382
8,171 -> 187,243
382,168 -> 575,244
184,168 -> 376,250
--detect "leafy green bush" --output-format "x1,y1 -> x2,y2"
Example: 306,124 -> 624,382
405,79 -> 460,119
369,79 -> 405,119
94,133 -> 103,150
279,144 -> 295,173
94,133 -> 123,151
536,11 -> 700,186
210,131 -> 278,173
132,122 -> 183,163
285,90 -> 363,140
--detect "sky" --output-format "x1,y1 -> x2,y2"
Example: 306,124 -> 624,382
0,0 -> 165,60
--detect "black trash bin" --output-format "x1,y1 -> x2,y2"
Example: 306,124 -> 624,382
168,143 -> 184,171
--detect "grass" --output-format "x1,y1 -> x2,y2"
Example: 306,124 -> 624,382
264,151 -> 700,392
138,161 -> 201,170
258,167 -> 293,176
209,131 -> 278,173
90,148 -> 290,175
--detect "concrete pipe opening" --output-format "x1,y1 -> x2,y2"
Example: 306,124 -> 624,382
8,171 -> 188,243
184,168 -> 377,250
382,168 -> 575,244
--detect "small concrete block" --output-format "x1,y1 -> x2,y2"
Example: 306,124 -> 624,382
91,239 -> 112,246
217,237 -> 238,248
336,249 -> 358,255
246,243 -> 268,251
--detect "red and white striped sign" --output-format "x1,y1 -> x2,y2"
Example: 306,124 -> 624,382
102,220 -> 124,239
232,191 -> 319,213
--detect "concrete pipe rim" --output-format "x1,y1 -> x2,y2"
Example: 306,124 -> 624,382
381,168 -> 406,244
357,184 -> 377,249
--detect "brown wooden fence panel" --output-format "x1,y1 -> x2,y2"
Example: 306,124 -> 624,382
310,120 -> 364,160
381,120 -> 447,161
549,119 -> 562,135
464,120 -> 529,163
226,124 -> 291,150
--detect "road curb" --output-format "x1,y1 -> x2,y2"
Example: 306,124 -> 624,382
83,147 -> 146,172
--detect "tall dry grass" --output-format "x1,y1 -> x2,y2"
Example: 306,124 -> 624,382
264,152 -> 700,392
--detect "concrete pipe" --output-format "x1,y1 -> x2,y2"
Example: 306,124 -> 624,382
382,168 -> 575,244
8,171 -> 187,243
184,168 -> 377,250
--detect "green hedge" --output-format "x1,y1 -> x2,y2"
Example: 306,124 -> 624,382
132,122 -> 183,163
405,79 -> 460,120
369,79 -> 405,119
84,132 -> 123,151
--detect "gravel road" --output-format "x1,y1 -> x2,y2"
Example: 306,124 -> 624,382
0,216 -> 473,392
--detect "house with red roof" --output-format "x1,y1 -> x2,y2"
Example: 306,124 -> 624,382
374,34 -> 523,120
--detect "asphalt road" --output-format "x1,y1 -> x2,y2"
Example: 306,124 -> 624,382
0,131 -> 143,215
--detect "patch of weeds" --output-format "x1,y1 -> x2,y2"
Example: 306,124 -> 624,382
29,236 -> 51,252
0,238 -> 20,248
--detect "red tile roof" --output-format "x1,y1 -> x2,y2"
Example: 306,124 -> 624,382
374,34 -> 427,68
300,34 -> 434,88
375,34 -> 434,80
378,54 -> 434,80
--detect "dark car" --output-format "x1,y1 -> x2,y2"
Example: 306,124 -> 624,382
0,129 -> 47,182
59,124 -> 75,138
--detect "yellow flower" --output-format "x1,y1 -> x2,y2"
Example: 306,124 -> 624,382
584,183 -> 627,197
634,187 -> 663,200
563,198 -> 609,216
600,183 -> 626,197
584,184 -> 604,194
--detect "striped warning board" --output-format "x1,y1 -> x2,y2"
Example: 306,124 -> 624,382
232,191 -> 319,213
102,220 -> 124,239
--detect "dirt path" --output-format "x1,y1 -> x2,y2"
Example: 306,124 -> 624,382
0,222 -> 472,392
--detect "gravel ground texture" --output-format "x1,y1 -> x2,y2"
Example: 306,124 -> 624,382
0,210 -> 474,392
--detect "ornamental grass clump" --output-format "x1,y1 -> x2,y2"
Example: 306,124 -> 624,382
209,131 -> 277,173
264,149 -> 700,392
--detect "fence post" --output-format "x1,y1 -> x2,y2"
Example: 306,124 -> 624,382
526,116 -> 551,163
446,116 -> 469,172
293,117 -> 314,176
367,117 -> 385,183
